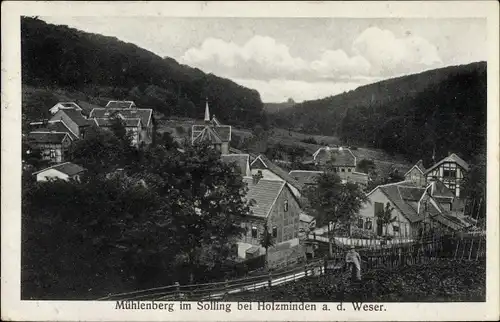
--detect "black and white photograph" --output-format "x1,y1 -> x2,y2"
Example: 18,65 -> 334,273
2,1 -> 499,321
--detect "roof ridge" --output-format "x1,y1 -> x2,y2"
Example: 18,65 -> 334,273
289,170 -> 324,173
32,161 -> 72,175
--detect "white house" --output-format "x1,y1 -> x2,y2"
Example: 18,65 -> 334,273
33,162 -> 86,182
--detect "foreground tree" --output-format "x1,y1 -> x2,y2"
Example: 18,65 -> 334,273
259,222 -> 276,270
376,202 -> 396,238
137,143 -> 252,283
305,171 -> 368,257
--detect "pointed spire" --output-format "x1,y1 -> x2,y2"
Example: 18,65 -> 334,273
204,97 -> 210,123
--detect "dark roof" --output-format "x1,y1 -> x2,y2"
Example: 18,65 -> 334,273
404,160 -> 426,176
399,186 -> 425,201
430,179 -> 455,198
221,154 -> 250,176
251,155 -> 303,190
243,178 -> 286,218
28,132 -> 69,144
33,162 -> 86,176
31,120 -> 78,140
289,170 -> 324,186
378,183 -> 423,223
93,117 -> 141,127
425,153 -> 469,173
313,147 -> 356,166
74,101 -> 98,116
430,213 -> 466,231
90,108 -> 152,127
229,147 -> 244,154
60,109 -> 92,127
105,101 -> 136,109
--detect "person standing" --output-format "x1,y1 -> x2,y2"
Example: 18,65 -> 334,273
345,245 -> 362,282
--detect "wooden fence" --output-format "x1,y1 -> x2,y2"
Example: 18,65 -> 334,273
98,259 -> 325,301
99,233 -> 485,301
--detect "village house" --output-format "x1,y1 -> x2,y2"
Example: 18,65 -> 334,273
403,153 -> 469,198
32,162 -> 86,182
29,119 -> 79,141
423,153 -> 469,198
50,108 -> 97,139
237,177 -> 303,268
404,159 -> 427,187
310,146 -> 369,186
250,154 -> 303,199
27,131 -> 73,164
358,180 -> 470,239
191,101 -> 231,154
89,100 -> 154,146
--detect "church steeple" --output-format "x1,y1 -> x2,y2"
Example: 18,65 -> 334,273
204,98 -> 210,123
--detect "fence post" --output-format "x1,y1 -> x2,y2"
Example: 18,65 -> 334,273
268,272 -> 273,288
305,264 -> 308,277
175,282 -> 180,300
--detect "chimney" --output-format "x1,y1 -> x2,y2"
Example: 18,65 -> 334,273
253,170 -> 263,184
204,98 -> 210,123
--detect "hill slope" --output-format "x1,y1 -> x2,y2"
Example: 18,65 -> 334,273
21,17 -> 266,128
270,62 -> 486,164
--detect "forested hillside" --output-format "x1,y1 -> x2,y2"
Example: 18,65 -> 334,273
270,62 -> 487,164
21,17 -> 266,128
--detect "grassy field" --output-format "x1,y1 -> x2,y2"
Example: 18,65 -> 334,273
224,259 -> 486,302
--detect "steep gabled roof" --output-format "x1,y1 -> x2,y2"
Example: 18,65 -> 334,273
90,108 -> 152,127
430,179 -> 455,199
33,162 -> 86,176
425,153 -> 469,174
30,120 -> 78,140
404,159 -> 426,176
58,109 -> 92,127
243,178 -> 286,218
93,117 -> 141,127
27,132 -> 70,144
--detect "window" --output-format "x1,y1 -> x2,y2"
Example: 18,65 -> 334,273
443,162 -> 457,178
272,226 -> 278,238
251,226 -> 258,238
393,225 -> 400,233
333,168 -> 337,173
365,219 -> 372,230
284,200 -> 289,212
348,168 -> 352,172
357,218 -> 364,229
50,149 -> 56,159
341,168 -> 345,172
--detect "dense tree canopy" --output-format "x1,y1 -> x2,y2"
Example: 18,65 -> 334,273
21,17 -> 266,128
270,62 -> 486,165
22,133 -> 253,298
304,171 -> 368,256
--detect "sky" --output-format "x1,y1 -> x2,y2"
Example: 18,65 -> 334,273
40,17 -> 487,103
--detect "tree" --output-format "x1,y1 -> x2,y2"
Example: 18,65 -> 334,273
357,159 -> 376,174
259,222 -> 276,270
137,142 -> 252,283
376,202 -> 396,238
463,150 -> 486,226
304,171 -> 368,257
68,126 -> 132,175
